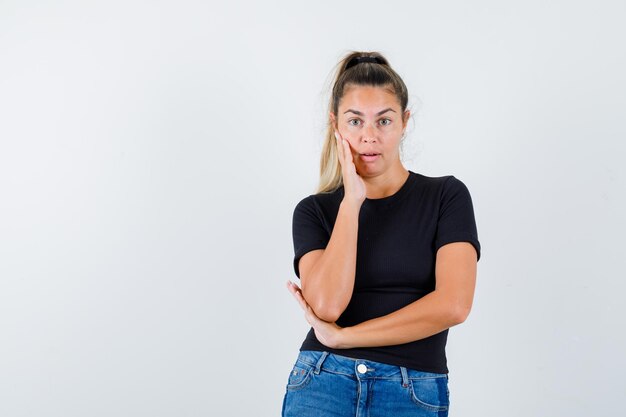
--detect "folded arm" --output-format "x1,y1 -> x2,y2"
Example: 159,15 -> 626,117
299,200 -> 361,322
337,241 -> 477,348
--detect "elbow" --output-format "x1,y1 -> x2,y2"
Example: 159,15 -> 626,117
311,302 -> 343,323
450,303 -> 472,325
301,278 -> 347,323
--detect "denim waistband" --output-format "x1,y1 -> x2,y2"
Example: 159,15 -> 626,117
296,350 -> 447,387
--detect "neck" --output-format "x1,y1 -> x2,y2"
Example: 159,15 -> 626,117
361,164 -> 409,199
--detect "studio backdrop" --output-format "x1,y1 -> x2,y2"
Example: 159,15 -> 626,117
1,1 -> 624,416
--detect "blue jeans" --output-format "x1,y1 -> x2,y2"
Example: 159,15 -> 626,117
281,350 -> 450,416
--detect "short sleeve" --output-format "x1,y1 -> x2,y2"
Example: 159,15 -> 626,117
292,196 -> 330,278
434,176 -> 481,261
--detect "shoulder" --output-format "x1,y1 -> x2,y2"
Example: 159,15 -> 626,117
412,171 -> 470,190
441,175 -> 471,195
294,187 -> 343,213
410,171 -> 459,185
409,171 -> 467,195
408,172 -> 476,210
437,175 -> 475,209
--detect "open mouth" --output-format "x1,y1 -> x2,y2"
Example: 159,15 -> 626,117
359,153 -> 380,162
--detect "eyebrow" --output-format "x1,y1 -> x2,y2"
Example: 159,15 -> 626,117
343,108 -> 396,116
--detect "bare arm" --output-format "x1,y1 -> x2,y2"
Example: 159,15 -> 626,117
299,200 -> 361,322
299,132 -> 365,323
337,242 -> 477,348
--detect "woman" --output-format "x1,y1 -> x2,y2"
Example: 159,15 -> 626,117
283,51 -> 481,416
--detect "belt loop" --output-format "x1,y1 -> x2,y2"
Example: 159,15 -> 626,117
314,351 -> 329,375
400,366 -> 409,387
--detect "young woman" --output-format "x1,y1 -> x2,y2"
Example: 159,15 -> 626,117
283,51 -> 481,416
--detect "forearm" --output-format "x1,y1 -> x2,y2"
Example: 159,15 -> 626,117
302,199 -> 360,321
337,290 -> 464,349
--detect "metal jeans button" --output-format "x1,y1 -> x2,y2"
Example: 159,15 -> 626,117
357,364 -> 367,374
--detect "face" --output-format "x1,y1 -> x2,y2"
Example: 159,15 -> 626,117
330,85 -> 409,177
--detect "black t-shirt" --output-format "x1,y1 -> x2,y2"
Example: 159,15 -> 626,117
291,170 -> 481,374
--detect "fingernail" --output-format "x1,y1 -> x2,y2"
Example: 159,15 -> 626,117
334,131 -> 340,141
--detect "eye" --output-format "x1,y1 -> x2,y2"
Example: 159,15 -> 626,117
348,119 -> 361,126
379,118 -> 391,126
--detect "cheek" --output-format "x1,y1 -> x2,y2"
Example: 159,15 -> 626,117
338,127 -> 352,137
340,124 -> 360,141
337,131 -> 357,149
344,142 -> 358,157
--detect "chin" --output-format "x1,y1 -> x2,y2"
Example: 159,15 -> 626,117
357,164 -> 384,177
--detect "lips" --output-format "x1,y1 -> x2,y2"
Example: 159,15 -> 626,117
359,153 -> 380,162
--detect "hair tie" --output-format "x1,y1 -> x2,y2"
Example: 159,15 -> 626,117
346,56 -> 381,69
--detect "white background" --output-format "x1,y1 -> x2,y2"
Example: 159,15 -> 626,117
1,1 -> 625,416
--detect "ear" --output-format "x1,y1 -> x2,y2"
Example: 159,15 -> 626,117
403,110 -> 410,129
329,111 -> 337,128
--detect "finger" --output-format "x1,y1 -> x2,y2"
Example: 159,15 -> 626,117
287,280 -> 304,295
296,292 -> 308,311
342,137 -> 354,164
286,282 -> 306,309
304,305 -> 318,325
287,281 -> 303,300
335,131 -> 344,166
287,282 -> 321,322
295,292 -> 315,319
287,282 -> 302,304
293,293 -> 307,313
336,132 -> 350,168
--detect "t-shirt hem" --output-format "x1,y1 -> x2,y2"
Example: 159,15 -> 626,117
293,245 -> 328,278
435,233 -> 481,261
298,344 -> 449,374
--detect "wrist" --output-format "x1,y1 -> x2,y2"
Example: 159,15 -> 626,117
340,199 -> 362,215
337,326 -> 355,349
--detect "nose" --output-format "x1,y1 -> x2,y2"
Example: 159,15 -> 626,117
360,122 -> 377,143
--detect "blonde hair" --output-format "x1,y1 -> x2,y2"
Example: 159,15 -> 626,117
317,51 -> 410,194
